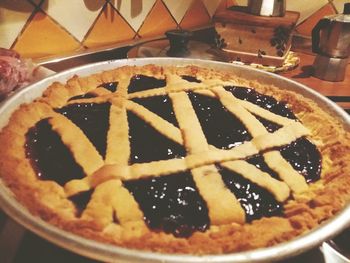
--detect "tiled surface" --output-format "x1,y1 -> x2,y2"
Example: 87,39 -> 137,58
295,3 -> 336,36
286,0 -> 330,24
0,0 -> 348,59
13,10 -> 82,58
202,0 -> 222,17
180,0 -> 211,29
138,0 -> 178,38
163,0 -> 194,23
332,0 -> 348,13
83,3 -> 136,48
0,0 -> 35,50
111,0 -> 157,32
234,0 -> 248,6
44,0 -> 104,42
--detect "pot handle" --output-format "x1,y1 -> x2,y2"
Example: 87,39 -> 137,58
165,30 -> 193,57
312,18 -> 330,54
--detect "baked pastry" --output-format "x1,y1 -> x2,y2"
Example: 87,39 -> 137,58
1,64 -> 350,254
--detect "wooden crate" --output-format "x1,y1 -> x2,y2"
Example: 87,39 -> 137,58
213,7 -> 299,66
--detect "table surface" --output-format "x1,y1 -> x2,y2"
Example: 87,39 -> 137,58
279,53 -> 350,112
0,51 -> 349,263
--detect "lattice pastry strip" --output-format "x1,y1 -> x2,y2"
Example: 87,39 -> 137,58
191,165 -> 246,224
48,113 -> 104,175
64,120 -> 309,198
263,151 -> 308,193
105,98 -> 130,165
212,87 -> 274,137
221,161 -> 290,202
128,87 -> 167,99
60,101 -> 145,224
169,92 -> 208,153
165,72 -> 232,93
236,99 -> 296,127
127,73 -> 231,100
212,87 -> 309,193
105,99 -> 146,225
193,88 -> 295,127
64,95 -> 111,106
126,100 -> 183,145
82,179 -> 145,228
170,91 -> 246,224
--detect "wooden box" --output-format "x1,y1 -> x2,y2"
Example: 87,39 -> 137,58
213,7 -> 299,66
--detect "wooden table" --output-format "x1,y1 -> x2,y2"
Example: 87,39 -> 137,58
280,52 -> 350,111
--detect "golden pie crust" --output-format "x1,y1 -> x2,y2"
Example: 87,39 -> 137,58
1,64 -> 350,254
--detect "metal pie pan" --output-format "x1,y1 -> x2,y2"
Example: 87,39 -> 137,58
0,58 -> 350,263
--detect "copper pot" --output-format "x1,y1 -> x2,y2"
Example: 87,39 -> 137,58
248,0 -> 286,17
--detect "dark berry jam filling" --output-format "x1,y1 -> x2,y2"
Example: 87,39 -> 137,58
25,118 -> 85,185
255,115 -> 282,132
225,86 -> 297,119
188,88 -> 321,183
280,138 -> 321,183
55,103 -> 111,158
124,171 -> 209,237
247,155 -> 280,179
68,93 -> 97,101
25,79 -> 322,237
218,165 -> 283,221
247,138 -> 321,183
128,75 -> 166,93
131,95 -> 178,127
181,75 -> 201,83
98,82 -> 118,92
127,111 -> 185,164
188,91 -> 252,149
69,190 -> 94,216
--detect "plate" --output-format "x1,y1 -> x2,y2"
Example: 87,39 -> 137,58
0,58 -> 350,263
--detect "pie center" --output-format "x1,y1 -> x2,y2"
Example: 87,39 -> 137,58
24,73 -> 321,237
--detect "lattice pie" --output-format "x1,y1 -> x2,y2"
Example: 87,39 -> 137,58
1,64 -> 350,254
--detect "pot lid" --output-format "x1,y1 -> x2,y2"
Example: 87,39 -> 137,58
127,29 -> 225,61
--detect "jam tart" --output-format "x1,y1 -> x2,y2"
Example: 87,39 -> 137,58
1,64 -> 350,254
